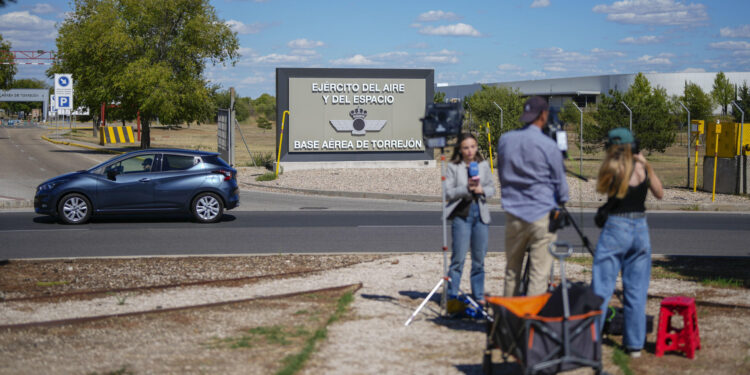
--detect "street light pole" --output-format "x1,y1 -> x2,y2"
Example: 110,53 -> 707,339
492,102 -> 503,133
570,102 -> 584,176
731,101 -> 745,194
679,102 -> 691,189
620,101 -> 632,133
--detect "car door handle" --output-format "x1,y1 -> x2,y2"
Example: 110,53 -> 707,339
139,178 -> 151,182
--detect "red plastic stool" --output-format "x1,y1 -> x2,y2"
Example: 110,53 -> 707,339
655,296 -> 701,359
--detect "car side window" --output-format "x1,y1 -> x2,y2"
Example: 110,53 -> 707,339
105,154 -> 157,174
163,154 -> 200,171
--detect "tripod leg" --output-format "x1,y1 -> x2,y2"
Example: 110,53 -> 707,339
519,247 -> 531,296
405,277 -> 447,326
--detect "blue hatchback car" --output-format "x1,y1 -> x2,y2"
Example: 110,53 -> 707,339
34,149 -> 239,224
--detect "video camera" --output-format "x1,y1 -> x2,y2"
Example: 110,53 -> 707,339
543,106 -> 568,158
421,102 -> 464,148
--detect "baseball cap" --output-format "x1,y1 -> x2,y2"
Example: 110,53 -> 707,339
520,96 -> 549,124
607,128 -> 634,145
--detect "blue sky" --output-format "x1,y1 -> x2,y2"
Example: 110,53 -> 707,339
1,0 -> 750,98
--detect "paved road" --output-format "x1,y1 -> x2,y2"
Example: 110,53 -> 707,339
1,127 -> 748,259
0,126 -> 111,201
1,197 -> 748,258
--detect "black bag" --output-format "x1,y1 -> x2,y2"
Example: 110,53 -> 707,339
594,198 -> 617,228
603,306 -> 654,335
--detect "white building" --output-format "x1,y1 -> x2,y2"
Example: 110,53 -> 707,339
437,72 -> 750,109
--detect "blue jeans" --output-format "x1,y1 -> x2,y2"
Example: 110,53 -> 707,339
592,215 -> 652,350
448,202 -> 489,301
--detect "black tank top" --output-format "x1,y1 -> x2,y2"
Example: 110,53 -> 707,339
609,170 -> 649,214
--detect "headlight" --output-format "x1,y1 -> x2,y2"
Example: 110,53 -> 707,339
38,181 -> 65,191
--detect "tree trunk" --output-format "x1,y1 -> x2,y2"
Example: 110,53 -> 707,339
140,117 -> 151,149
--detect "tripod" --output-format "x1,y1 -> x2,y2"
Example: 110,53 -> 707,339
517,205 -> 595,296
405,148 -> 451,326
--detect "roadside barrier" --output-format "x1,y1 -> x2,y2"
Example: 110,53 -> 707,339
100,125 -> 135,144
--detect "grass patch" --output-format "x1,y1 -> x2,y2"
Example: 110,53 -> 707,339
700,277 -> 743,289
256,172 -> 278,181
35,280 -> 69,287
611,347 -> 634,375
275,292 -> 354,375
679,204 -> 701,211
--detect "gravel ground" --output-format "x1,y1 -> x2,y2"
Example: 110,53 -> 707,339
2,254 -> 749,374
239,166 -> 750,206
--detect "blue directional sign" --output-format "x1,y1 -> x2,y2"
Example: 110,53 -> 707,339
54,74 -> 74,114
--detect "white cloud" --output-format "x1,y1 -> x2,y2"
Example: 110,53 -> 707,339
709,41 -> 750,56
330,54 -> 375,66
253,53 -> 309,64
497,64 -> 521,71
240,75 -> 266,85
290,49 -> 319,56
679,67 -> 706,73
619,35 -> 662,44
31,3 -> 56,14
225,20 -> 267,34
287,38 -> 324,49
592,0 -> 708,26
637,54 -> 672,65
417,10 -> 461,22
419,23 -> 481,37
531,0 -> 551,8
0,11 -> 57,48
544,65 -> 567,72
591,48 -> 626,58
720,25 -> 750,38
519,70 -> 546,78
419,49 -> 459,64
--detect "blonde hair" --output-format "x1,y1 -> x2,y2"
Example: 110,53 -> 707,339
596,145 -> 633,199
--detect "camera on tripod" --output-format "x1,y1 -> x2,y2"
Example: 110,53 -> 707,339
543,106 -> 568,158
421,102 -> 464,148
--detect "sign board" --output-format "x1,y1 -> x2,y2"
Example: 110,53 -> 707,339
276,68 -> 434,163
54,74 -> 73,112
217,108 -> 234,165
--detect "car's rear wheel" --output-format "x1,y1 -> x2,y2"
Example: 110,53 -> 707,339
192,192 -> 223,223
58,193 -> 92,225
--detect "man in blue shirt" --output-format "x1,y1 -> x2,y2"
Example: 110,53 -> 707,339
497,96 -> 569,296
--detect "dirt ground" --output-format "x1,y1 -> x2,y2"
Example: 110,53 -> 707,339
2,254 -> 749,375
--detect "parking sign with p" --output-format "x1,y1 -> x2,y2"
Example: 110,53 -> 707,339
54,73 -> 74,112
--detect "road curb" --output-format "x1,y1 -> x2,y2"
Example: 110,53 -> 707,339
40,134 -> 124,155
0,199 -> 33,209
240,182 -> 750,212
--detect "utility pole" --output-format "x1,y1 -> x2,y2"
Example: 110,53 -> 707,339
679,102 -> 690,189
620,101 -> 632,133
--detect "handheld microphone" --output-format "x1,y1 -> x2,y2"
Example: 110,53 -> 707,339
469,161 -> 480,182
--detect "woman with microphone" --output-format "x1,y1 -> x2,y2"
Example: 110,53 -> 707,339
444,133 -> 495,310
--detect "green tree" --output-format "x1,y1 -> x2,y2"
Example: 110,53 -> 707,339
560,101 -> 601,153
732,81 -> 750,123
682,81 -> 714,121
433,91 -> 446,103
712,71 -> 734,115
50,0 -> 239,148
256,116 -> 271,131
211,89 -> 251,122
0,34 -> 16,90
594,73 -> 675,153
464,85 -> 524,157
252,93 -> 276,121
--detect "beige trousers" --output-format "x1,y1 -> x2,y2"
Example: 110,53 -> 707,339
503,212 -> 557,297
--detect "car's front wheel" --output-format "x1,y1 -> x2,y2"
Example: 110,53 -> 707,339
192,192 -> 224,223
58,193 -> 92,225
